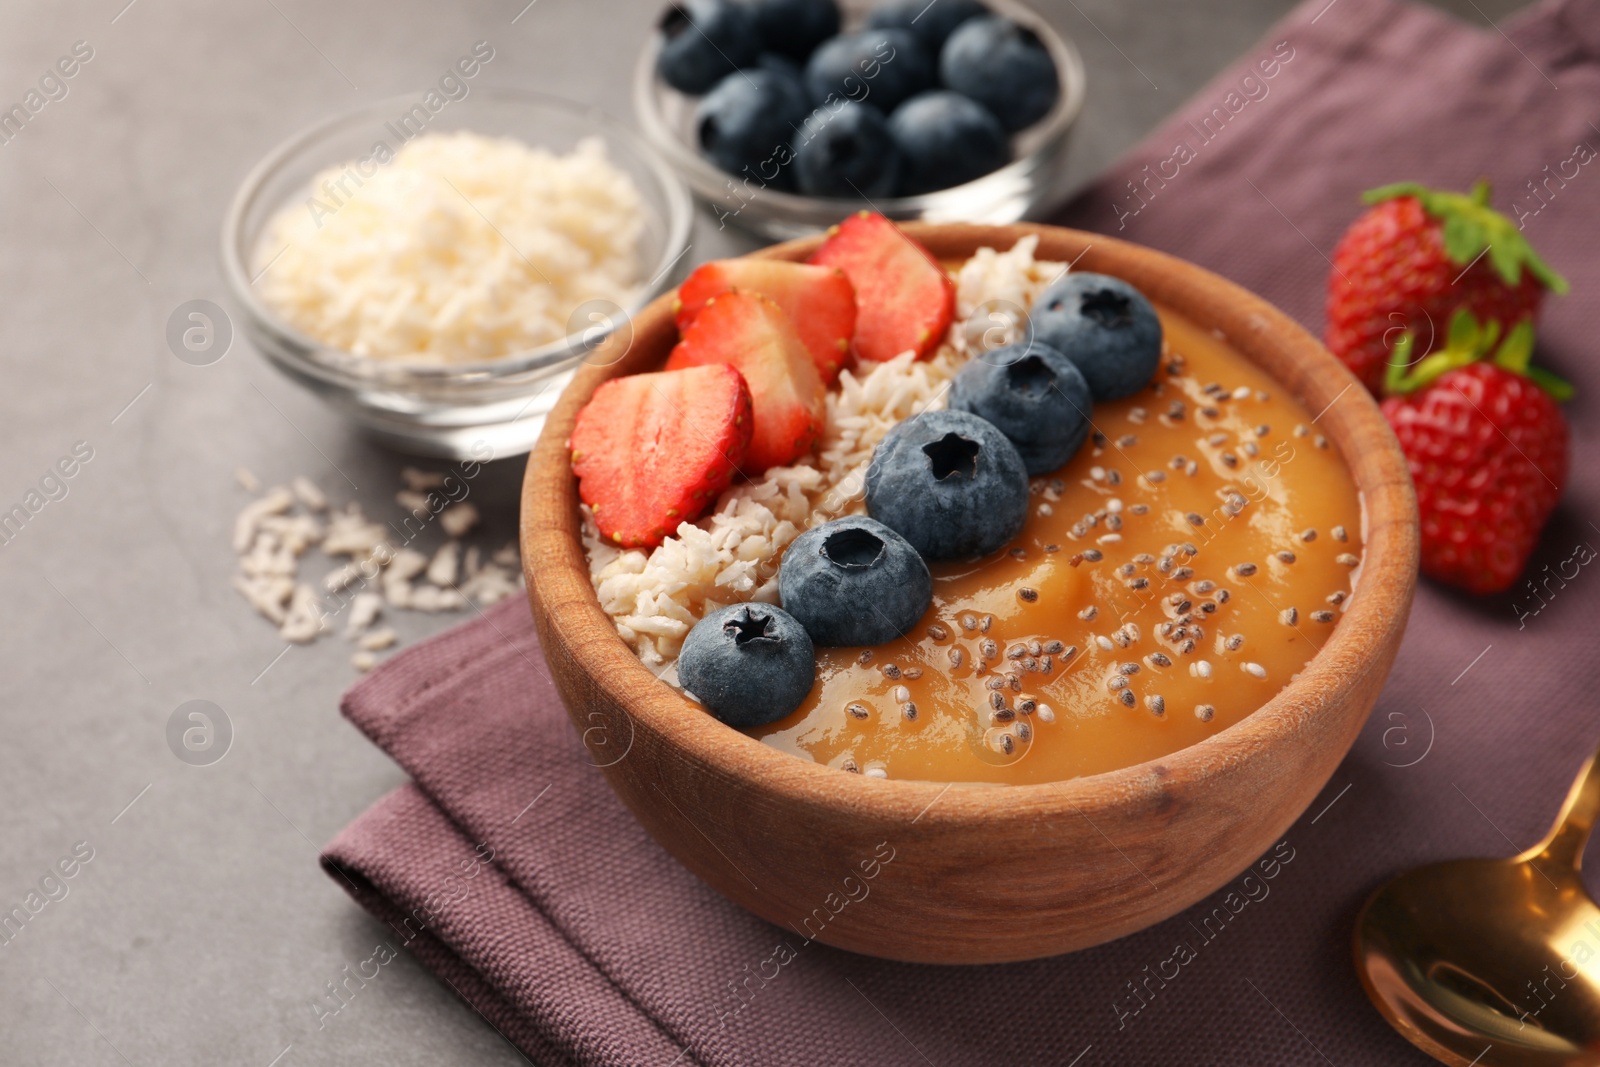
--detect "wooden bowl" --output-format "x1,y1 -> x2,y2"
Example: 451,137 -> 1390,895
521,223 -> 1418,964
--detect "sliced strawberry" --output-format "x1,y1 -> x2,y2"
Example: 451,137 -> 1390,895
570,363 -> 753,549
676,259 -> 856,385
665,291 -> 824,473
808,212 -> 954,362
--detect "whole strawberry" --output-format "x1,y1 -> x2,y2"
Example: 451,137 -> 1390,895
1327,181 -> 1567,393
1380,312 -> 1571,594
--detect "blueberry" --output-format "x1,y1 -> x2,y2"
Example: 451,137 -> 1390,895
678,603 -> 815,728
887,91 -> 1009,195
1029,273 -> 1163,402
793,102 -> 901,198
779,516 -> 932,645
657,0 -> 762,95
756,51 -> 806,85
866,0 -> 987,50
865,409 -> 1029,560
696,69 -> 810,185
949,341 -> 1092,475
804,29 -> 935,115
940,16 -> 1059,132
747,0 -> 840,60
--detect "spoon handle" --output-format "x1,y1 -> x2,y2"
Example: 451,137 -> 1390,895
1530,745 -> 1600,871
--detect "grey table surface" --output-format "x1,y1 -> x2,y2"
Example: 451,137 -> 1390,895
0,0 -> 1528,1063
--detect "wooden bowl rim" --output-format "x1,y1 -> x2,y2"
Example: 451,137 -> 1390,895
521,222 -> 1417,824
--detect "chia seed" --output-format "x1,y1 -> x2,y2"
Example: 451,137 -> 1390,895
1147,695 -> 1166,715
1235,562 -> 1258,576
927,624 -> 949,641
847,703 -> 870,720
1311,610 -> 1335,623
1242,662 -> 1267,679
980,638 -> 998,660
1276,550 -> 1297,564
881,663 -> 901,680
1119,689 -> 1137,708
1332,525 -> 1348,542
1019,587 -> 1039,603
1301,528 -> 1317,542
1195,704 -> 1215,722
858,649 -> 874,665
1337,553 -> 1360,567
1280,607 -> 1298,625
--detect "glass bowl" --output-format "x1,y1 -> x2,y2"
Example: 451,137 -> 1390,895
221,89 -> 694,459
633,0 -> 1086,242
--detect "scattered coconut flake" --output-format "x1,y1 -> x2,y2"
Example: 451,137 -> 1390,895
359,627 -> 398,651
291,476 -> 328,511
229,468 -> 522,670
344,592 -> 383,638
440,502 -> 479,539
233,486 -> 294,553
401,467 -> 447,491
427,542 -> 460,587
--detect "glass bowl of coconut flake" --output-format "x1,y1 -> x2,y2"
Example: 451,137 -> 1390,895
222,88 -> 693,459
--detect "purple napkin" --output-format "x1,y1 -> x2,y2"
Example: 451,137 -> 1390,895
323,1 -> 1600,1062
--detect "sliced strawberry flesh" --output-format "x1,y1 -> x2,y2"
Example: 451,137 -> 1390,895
809,212 -> 954,362
676,259 -> 856,385
666,290 -> 824,473
570,363 -> 753,549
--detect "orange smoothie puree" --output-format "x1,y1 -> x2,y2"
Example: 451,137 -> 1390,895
753,307 -> 1364,784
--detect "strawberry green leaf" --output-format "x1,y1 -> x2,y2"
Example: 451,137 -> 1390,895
1527,366 -> 1575,402
1491,320 -> 1534,375
1383,310 -> 1574,402
1362,181 -> 1571,295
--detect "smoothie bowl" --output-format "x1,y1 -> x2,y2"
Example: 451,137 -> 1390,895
521,220 -> 1417,963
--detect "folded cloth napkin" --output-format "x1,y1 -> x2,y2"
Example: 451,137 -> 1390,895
323,0 -> 1600,1062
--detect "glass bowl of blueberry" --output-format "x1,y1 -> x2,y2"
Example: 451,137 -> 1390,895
634,0 -> 1085,240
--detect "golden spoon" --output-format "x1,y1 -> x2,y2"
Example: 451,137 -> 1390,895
1354,747 -> 1600,1066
